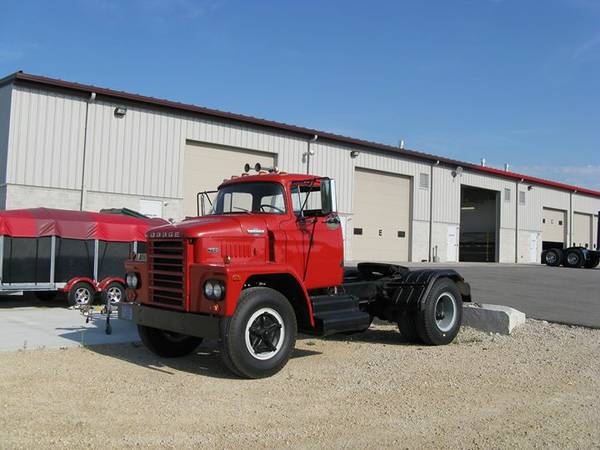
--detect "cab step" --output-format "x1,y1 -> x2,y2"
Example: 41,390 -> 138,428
308,294 -> 371,336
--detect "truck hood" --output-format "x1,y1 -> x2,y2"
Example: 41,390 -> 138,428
147,215 -> 269,239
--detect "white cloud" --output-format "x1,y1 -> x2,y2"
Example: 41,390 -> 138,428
511,164 -> 600,191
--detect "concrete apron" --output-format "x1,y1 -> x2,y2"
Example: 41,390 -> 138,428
463,303 -> 526,335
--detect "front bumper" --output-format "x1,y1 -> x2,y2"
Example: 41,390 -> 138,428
119,302 -> 221,339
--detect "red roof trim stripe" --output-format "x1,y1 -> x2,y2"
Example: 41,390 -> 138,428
4,71 -> 600,199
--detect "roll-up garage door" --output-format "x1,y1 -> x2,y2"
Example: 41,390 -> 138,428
352,169 -> 411,262
183,141 -> 276,217
542,208 -> 566,249
573,212 -> 592,248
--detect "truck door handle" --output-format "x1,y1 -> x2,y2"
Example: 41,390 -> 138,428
324,215 -> 340,225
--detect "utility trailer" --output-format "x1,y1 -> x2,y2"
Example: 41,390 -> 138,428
541,211 -> 600,269
0,208 -> 166,306
120,167 -> 472,378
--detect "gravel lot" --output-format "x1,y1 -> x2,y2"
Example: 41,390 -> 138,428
1,320 -> 599,449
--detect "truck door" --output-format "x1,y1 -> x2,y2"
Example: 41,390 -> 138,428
282,180 -> 344,290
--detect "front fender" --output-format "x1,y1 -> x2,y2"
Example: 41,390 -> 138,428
390,269 -> 471,311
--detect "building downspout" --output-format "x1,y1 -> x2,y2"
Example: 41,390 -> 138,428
428,161 -> 439,262
79,92 -> 96,211
306,135 -> 318,174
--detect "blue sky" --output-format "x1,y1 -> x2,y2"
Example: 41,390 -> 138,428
1,0 -> 599,189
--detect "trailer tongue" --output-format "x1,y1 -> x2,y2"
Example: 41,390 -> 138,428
121,168 -> 472,378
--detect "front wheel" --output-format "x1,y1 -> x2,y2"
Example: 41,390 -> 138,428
221,287 -> 297,379
415,278 -> 463,345
138,325 -> 203,358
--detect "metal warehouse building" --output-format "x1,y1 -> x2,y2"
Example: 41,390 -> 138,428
0,71 -> 598,263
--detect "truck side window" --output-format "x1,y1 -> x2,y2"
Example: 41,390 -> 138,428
291,184 -> 323,217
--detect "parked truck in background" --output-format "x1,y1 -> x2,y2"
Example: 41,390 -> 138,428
119,166 -> 472,378
542,211 -> 600,269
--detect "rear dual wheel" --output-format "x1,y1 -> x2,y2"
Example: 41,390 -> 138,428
544,249 -> 563,267
397,278 -> 463,345
564,249 -> 584,268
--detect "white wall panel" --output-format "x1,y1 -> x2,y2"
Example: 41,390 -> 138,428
7,86 -> 86,190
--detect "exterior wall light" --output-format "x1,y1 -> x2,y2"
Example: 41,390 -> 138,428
114,106 -> 127,117
350,150 -> 360,158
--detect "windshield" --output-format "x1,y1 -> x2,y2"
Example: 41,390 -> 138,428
210,182 -> 287,215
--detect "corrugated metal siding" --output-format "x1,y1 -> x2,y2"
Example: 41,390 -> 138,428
572,193 -> 600,215
7,86 -> 86,190
0,84 -> 12,185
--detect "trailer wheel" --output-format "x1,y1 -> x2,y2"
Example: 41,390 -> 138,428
102,282 -> 125,305
564,248 -> 584,268
416,278 -> 462,346
67,282 -> 95,307
138,325 -> 203,358
220,287 -> 297,379
544,248 -> 562,267
397,311 -> 421,343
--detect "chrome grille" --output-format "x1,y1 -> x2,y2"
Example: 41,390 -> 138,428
149,239 -> 185,308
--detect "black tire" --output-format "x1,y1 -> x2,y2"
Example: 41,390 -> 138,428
584,254 -> 600,269
397,311 -> 421,343
101,282 -> 125,305
138,325 -> 203,358
543,248 -> 562,267
220,287 -> 297,379
415,278 -> 463,346
34,291 -> 58,302
67,282 -> 95,307
564,248 -> 584,268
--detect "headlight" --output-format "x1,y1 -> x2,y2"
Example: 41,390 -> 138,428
126,272 -> 139,289
204,280 -> 215,298
204,280 -> 225,300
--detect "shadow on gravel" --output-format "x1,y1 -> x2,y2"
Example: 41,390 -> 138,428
299,325 -> 416,347
86,340 -> 322,380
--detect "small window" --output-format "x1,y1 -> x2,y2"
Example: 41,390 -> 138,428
419,173 -> 429,189
504,188 -> 511,202
542,218 -> 546,224
397,231 -> 406,238
353,228 -> 363,235
518,191 -> 526,205
558,220 -> 563,226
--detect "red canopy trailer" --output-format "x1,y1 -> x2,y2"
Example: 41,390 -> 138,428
0,208 -> 166,306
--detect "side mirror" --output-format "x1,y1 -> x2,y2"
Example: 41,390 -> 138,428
320,178 -> 337,215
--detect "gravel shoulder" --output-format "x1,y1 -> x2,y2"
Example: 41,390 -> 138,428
1,320 -> 599,449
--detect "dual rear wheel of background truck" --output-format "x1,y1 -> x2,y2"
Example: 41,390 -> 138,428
397,278 -> 463,345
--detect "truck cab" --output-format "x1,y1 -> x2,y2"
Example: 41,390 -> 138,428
121,168 -> 471,378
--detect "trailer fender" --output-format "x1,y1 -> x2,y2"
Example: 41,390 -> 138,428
390,269 -> 471,312
97,277 -> 126,292
61,277 -> 98,293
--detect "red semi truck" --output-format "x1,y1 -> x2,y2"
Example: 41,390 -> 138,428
120,168 -> 472,378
